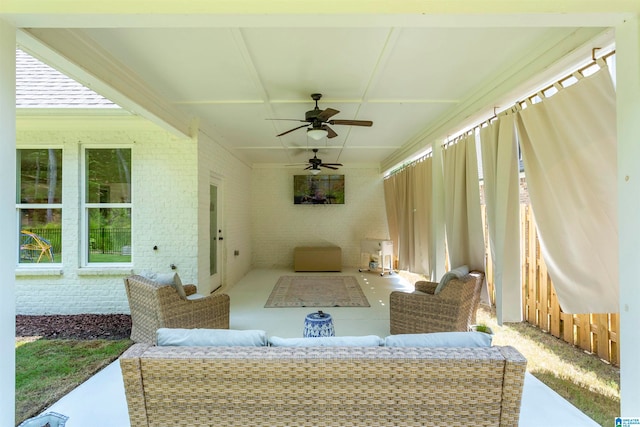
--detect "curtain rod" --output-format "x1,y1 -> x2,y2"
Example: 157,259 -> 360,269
515,49 -> 615,108
440,48 -> 616,147
385,151 -> 432,178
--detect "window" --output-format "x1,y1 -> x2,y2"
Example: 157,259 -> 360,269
84,148 -> 132,264
17,149 -> 62,264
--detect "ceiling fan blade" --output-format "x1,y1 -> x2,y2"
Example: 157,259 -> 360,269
322,124 -> 338,139
303,165 -> 313,170
276,124 -> 309,137
267,118 -> 308,122
317,108 -> 340,122
321,163 -> 343,167
320,164 -> 339,170
328,119 -> 373,127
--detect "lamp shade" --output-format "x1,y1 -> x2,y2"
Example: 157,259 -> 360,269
307,128 -> 328,140
310,168 -> 321,175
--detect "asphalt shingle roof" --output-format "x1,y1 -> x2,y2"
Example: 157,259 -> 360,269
16,49 -> 120,109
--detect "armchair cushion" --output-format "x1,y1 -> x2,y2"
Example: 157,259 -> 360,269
384,331 -> 492,348
435,265 -> 469,294
157,328 -> 268,347
140,271 -> 187,299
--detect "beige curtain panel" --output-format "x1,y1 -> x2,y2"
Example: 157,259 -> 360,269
479,113 -> 522,324
410,158 -> 433,274
383,158 -> 433,274
383,174 -> 400,267
442,134 -> 484,273
517,66 -> 618,314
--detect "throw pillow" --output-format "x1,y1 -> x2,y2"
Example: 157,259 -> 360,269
268,335 -> 384,347
384,331 -> 492,348
139,271 -> 187,299
434,265 -> 469,294
157,328 -> 268,347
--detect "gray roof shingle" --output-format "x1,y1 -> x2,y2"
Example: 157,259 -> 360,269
16,49 -> 120,109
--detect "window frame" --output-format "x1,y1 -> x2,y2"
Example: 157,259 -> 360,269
16,147 -> 63,267
81,145 -> 133,267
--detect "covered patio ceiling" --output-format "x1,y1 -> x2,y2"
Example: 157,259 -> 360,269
3,1 -> 640,422
5,1 -> 634,171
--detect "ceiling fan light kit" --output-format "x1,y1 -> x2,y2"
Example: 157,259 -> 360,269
271,93 -> 373,139
301,148 -> 343,174
307,128 -> 328,140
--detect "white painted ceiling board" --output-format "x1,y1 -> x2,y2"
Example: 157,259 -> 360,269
84,28 -> 263,102
242,27 -> 391,101
18,19 -> 610,171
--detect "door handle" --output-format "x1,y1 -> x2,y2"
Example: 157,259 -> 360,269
218,237 -> 224,240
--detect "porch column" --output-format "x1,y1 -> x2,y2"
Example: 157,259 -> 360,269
0,19 -> 17,427
616,15 -> 640,416
431,140 -> 446,281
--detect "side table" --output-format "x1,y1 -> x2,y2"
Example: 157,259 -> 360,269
303,311 -> 335,337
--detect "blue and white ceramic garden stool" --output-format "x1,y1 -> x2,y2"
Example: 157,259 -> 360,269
303,311 -> 335,337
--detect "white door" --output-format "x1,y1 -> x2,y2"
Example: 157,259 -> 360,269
209,181 -> 223,291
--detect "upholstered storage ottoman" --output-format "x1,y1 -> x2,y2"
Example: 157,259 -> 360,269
294,246 -> 342,272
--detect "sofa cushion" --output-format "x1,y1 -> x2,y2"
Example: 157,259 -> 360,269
384,331 -> 492,348
140,271 -> 187,299
434,265 -> 469,294
268,335 -> 383,347
157,328 -> 268,347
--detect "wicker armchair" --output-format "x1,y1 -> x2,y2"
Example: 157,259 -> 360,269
124,274 -> 230,344
389,271 -> 484,335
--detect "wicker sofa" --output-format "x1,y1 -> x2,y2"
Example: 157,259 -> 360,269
120,342 -> 527,426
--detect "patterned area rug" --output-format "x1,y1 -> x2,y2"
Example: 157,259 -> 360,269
265,276 -> 370,308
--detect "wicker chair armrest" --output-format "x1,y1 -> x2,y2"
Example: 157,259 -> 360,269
159,292 -> 231,330
183,284 -> 197,296
497,346 -> 527,425
390,291 -> 461,313
414,280 -> 438,294
389,291 -> 469,334
119,343 -> 151,427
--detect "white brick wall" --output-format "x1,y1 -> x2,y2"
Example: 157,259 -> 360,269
14,117 -> 387,314
251,165 -> 389,268
196,131 -> 253,293
15,117 -> 253,314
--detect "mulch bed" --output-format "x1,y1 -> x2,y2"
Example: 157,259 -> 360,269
16,314 -> 132,340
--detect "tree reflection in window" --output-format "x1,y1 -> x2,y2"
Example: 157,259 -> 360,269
17,148 -> 62,263
85,148 -> 132,263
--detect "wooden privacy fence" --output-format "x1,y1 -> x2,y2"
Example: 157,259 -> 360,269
484,205 -> 620,366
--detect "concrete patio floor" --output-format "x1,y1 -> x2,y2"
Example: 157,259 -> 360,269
41,268 -> 599,426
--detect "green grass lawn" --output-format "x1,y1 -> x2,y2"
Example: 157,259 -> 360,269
15,307 -> 620,426
477,307 -> 620,426
15,338 -> 132,424
88,253 -> 131,263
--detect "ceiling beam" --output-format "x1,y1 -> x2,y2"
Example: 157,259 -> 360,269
1,1 -> 637,28
18,28 -> 194,139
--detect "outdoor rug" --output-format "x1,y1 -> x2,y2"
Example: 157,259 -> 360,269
265,276 -> 370,308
